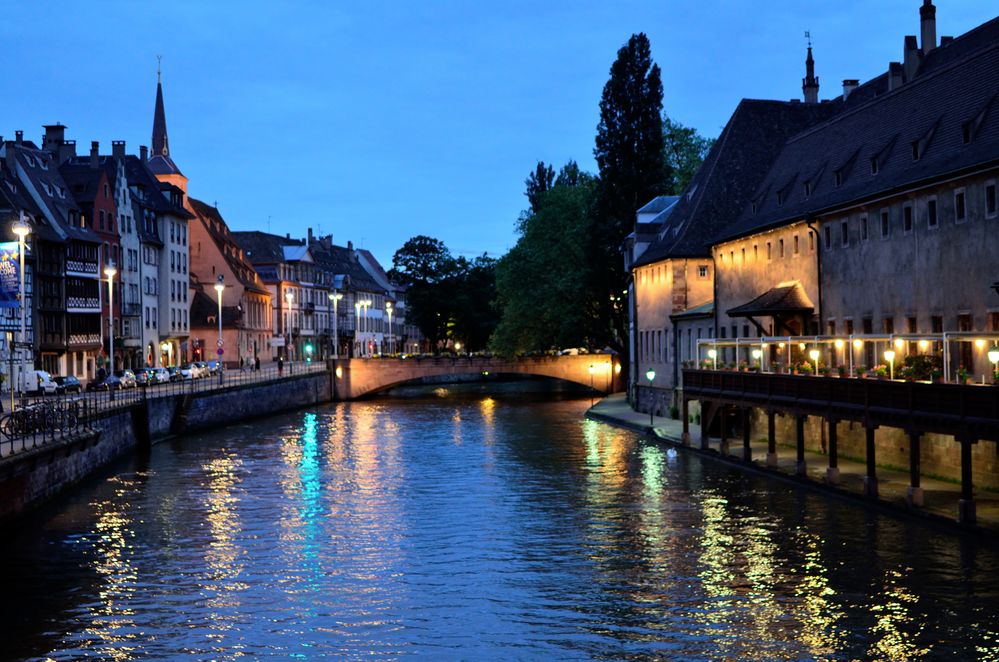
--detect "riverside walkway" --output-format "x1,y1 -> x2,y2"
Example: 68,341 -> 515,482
588,393 -> 999,533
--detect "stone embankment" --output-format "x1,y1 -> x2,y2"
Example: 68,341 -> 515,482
0,369 -> 333,522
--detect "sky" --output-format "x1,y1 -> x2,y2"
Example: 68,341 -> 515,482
3,1 -> 995,267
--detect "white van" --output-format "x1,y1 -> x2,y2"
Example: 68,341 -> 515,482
21,369 -> 58,395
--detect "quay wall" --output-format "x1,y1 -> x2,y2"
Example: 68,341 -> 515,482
0,370 -> 334,523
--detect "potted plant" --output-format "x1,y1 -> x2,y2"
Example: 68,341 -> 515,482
798,362 -> 813,376
872,364 -> 889,379
957,366 -> 970,384
773,361 -> 784,374
818,366 -> 831,377
856,366 -> 868,378
931,369 -> 944,384
837,365 -> 847,378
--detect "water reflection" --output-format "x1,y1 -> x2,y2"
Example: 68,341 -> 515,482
3,396 -> 998,659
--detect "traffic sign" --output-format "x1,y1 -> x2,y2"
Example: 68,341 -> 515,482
12,341 -> 32,349
217,338 -> 224,347
217,348 -> 224,356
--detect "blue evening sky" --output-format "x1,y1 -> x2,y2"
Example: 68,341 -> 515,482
3,1 -> 994,267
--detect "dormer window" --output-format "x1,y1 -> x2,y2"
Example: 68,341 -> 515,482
834,171 -> 843,187
751,201 -> 758,214
870,157 -> 879,175
776,192 -> 785,207
962,121 -> 972,145
24,155 -> 34,168
911,141 -> 920,161
803,182 -> 812,198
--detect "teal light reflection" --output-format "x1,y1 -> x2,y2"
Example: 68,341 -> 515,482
298,412 -> 323,590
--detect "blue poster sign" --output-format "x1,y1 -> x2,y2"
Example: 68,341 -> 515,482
0,242 -> 21,309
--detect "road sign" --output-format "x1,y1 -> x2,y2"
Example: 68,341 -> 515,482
217,338 -> 224,347
12,341 -> 32,349
217,348 -> 224,356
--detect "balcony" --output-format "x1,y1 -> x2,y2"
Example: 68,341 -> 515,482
66,296 -> 100,311
681,369 -> 999,441
65,259 -> 98,276
121,302 -> 142,317
304,302 -> 315,314
68,333 -> 100,348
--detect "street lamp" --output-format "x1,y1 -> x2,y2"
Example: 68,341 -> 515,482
105,261 -> 117,400
285,289 -> 293,362
588,364 -> 595,407
214,275 -> 225,386
12,214 -> 30,400
645,368 -> 656,426
751,348 -> 762,370
386,301 -> 393,355
884,349 -> 896,380
808,348 -> 820,375
328,291 -> 342,359
362,299 -> 372,356
988,347 -> 999,383
354,301 -> 361,357
707,348 -> 717,370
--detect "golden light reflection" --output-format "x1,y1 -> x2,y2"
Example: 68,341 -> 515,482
792,533 -> 845,656
867,568 -> 930,659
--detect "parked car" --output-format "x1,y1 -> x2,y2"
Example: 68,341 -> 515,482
23,370 -> 59,395
194,361 -> 210,378
88,375 -> 122,391
151,367 -> 171,384
114,369 -> 137,389
206,360 -> 223,375
53,375 -> 83,394
135,369 -> 152,387
180,364 -> 199,380
166,367 -> 184,382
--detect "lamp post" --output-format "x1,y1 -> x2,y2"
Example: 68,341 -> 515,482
12,214 -> 30,400
808,348 -> 820,375
362,299 -> 372,356
707,348 -> 717,370
588,364 -> 595,407
285,290 -> 293,362
354,301 -> 361,357
104,261 -> 117,400
751,348 -> 762,371
884,349 -> 896,380
215,275 -> 225,386
328,291 -> 342,359
645,368 -> 656,427
988,347 -> 999,383
386,301 -> 393,355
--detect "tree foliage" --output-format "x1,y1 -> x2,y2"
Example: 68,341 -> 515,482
663,116 -> 715,194
389,236 -> 498,351
524,161 -> 555,214
492,167 -> 598,356
591,33 -> 668,352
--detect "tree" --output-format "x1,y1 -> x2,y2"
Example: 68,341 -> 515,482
524,161 -> 555,214
663,115 -> 715,194
492,168 -> 598,356
450,254 -> 499,351
591,33 -> 668,352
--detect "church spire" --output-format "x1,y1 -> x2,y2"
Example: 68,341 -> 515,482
152,56 -> 169,157
802,32 -> 819,104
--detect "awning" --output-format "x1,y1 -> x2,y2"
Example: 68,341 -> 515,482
727,281 -> 814,317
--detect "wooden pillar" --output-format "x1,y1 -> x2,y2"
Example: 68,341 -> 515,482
825,418 -> 839,485
863,424 -> 878,498
795,414 -> 807,476
958,438 -> 977,525
741,407 -> 752,462
700,401 -> 710,451
719,406 -> 729,457
766,411 -> 778,467
906,431 -> 923,507
681,398 -> 690,446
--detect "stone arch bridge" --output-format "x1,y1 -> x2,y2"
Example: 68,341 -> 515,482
330,354 -> 622,400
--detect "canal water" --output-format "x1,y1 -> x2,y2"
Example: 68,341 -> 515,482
3,392 -> 998,659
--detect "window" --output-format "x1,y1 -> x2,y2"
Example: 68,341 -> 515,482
880,210 -> 890,238
860,215 -> 869,241
99,210 -> 105,230
753,244 -> 758,260
778,238 -> 784,258
903,205 -> 913,233
777,191 -> 785,207
845,319 -> 854,335
827,320 -> 836,336
962,122 -> 972,145
803,182 -> 812,198
104,184 -> 109,198
927,197 -> 938,228
824,225 -> 831,248
793,235 -> 799,255
834,171 -> 843,187
883,317 -> 894,334
931,315 -> 943,333
840,221 -> 849,247
986,182 -> 997,218
808,231 -> 815,252
766,242 -> 772,261
907,316 -> 917,333
911,141 -> 920,161
870,157 -> 879,175
954,188 -> 966,223
741,247 -> 745,264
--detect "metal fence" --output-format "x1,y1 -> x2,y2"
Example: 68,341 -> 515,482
0,361 -> 330,459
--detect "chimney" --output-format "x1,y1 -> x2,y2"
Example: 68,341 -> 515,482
842,79 -> 859,101
112,140 -> 126,158
940,35 -> 953,46
15,130 -> 23,145
903,35 -> 920,82
140,145 -> 148,163
90,141 -> 99,169
59,139 -> 76,164
307,227 -> 314,244
286,232 -> 291,240
42,123 -> 66,154
347,240 -> 353,251
920,0 -> 936,54
888,62 -> 904,91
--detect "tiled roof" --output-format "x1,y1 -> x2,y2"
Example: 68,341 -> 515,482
189,198 -> 270,296
189,288 -> 241,328
670,300 -> 714,320
308,240 -> 383,293
637,195 -> 680,214
720,19 -> 999,242
230,230 -> 293,264
727,281 -> 814,317
633,98 -> 842,266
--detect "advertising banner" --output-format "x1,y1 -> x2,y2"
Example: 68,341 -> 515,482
0,242 -> 21,309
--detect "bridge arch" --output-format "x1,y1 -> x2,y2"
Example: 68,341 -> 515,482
331,355 -> 621,401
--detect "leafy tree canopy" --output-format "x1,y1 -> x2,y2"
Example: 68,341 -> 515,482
663,115 -> 715,194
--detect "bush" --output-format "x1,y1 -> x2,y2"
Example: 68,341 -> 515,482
902,354 -> 942,381
669,405 -> 679,420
